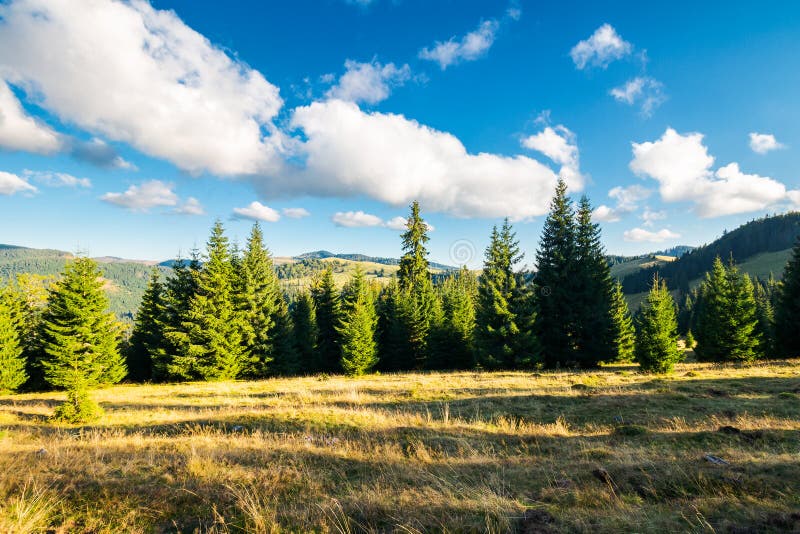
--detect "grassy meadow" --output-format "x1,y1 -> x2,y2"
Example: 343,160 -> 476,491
1,361 -> 799,533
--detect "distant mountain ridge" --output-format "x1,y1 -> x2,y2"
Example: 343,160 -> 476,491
296,250 -> 456,271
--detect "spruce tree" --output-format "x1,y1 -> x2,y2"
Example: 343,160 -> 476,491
311,267 -> 341,372
775,238 -> 800,358
40,257 -> 126,422
236,223 -> 279,377
126,269 -> 165,382
437,267 -> 478,369
157,254 -> 200,381
169,221 -> 245,380
610,280 -> 635,362
695,257 -> 761,363
292,291 -> 318,373
397,201 -> 437,368
753,279 -> 775,357
573,196 -> 616,366
10,274 -> 52,390
0,286 -> 27,392
337,267 -> 378,376
475,220 -> 537,368
634,276 -> 682,374
534,178 -> 578,367
376,280 -> 410,372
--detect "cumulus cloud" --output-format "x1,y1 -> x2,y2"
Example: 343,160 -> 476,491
749,132 -> 785,155
419,19 -> 500,70
264,99 -> 569,220
332,210 -> 384,228
0,81 -> 62,154
630,128 -> 795,217
592,184 -> 651,222
233,201 -> 281,222
520,125 -> 582,186
641,207 -> 666,227
173,197 -> 205,216
67,138 -> 135,170
101,180 -> 179,212
0,0 -> 286,176
0,171 -> 37,195
326,60 -> 411,105
610,76 -> 666,116
282,207 -> 310,219
570,24 -> 632,69
24,170 -> 91,188
623,227 -> 680,243
384,216 -> 408,230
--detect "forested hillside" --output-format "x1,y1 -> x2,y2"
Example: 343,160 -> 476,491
620,212 -> 800,293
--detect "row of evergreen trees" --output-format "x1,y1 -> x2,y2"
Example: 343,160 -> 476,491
4,180 -> 800,423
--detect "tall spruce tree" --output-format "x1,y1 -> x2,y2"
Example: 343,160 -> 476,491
475,220 -> 537,368
753,279 -> 775,358
695,257 -> 762,363
436,267 -> 478,369
40,257 -> 126,422
573,196 -> 616,366
634,276 -> 682,373
610,280 -> 635,362
0,286 -> 27,392
157,254 -> 200,381
775,238 -> 800,358
292,291 -> 318,373
126,269 -> 165,382
169,221 -> 245,380
534,178 -> 578,367
397,201 -> 437,368
376,280 -> 410,372
236,223 -> 279,377
337,267 -> 378,376
311,267 -> 341,372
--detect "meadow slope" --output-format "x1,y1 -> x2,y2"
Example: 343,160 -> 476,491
1,362 -> 799,533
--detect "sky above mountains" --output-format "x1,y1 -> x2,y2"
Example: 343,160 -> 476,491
1,0 -> 799,267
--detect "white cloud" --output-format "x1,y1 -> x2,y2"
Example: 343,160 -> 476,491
0,171 -> 37,195
68,138 -> 135,170
623,227 -> 680,243
326,60 -> 410,105
419,19 -> 499,70
384,216 -> 408,230
0,80 -> 62,154
641,207 -> 666,227
749,132 -> 785,155
273,100 -> 572,220
24,170 -> 91,188
101,180 -> 179,212
233,201 -> 281,222
520,125 -> 582,186
591,185 -> 651,223
0,0 -> 286,176
332,210 -> 384,228
610,76 -> 666,116
630,128 -> 792,217
173,197 -> 204,216
282,207 -> 310,219
570,24 -> 632,69
592,205 -> 621,222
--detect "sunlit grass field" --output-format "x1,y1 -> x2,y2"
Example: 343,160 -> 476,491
1,360 -> 799,533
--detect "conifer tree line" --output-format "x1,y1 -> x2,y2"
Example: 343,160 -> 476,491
4,179 -> 800,409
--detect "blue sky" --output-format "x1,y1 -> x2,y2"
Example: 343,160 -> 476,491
1,0 -> 799,267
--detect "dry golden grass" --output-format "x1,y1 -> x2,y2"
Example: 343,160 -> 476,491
1,361 -> 799,533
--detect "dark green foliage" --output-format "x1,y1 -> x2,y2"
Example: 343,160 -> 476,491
338,267 -> 378,376
753,278 -> 775,357
376,280 -> 410,372
434,267 -> 478,369
268,298 -> 297,376
155,254 -> 199,381
0,286 -> 27,392
694,257 -> 762,363
126,269 -> 165,381
168,221 -> 245,381
40,257 -> 125,421
634,277 -> 682,373
573,197 -> 616,366
685,329 -> 695,349
611,280 -> 635,362
775,239 -> 800,358
235,223 -> 283,377
475,220 -> 537,369
396,201 -> 437,369
534,178 -> 579,367
292,291 -> 318,372
311,267 -> 341,373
